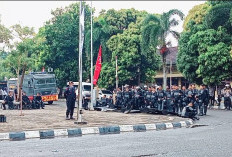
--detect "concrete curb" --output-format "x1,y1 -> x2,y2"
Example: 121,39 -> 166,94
0,119 -> 193,141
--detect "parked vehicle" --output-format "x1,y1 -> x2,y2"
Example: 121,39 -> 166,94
7,78 -> 17,91
66,82 -> 91,99
9,72 -> 58,104
98,90 -> 112,99
0,81 -> 7,90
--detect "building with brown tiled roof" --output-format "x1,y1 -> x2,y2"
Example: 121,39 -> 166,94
154,46 -> 189,87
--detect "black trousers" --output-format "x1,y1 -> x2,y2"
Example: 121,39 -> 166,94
209,96 -> 215,106
203,101 -> 208,115
224,97 -> 231,110
66,99 -> 75,117
3,101 -> 14,110
2,103 -> 6,110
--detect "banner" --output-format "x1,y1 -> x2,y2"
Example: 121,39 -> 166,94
93,45 -> 102,85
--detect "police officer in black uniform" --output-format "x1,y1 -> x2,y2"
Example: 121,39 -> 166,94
203,84 -> 209,115
165,86 -> 173,114
181,86 -> 188,108
196,85 -> 204,116
172,85 -> 181,115
2,91 -> 14,110
144,87 -> 152,111
157,86 -> 166,112
22,92 -> 32,110
183,102 -> 199,120
122,85 -> 133,113
192,84 -> 198,104
64,81 -> 76,120
187,85 -> 193,104
34,92 -> 44,109
133,86 -> 144,111
115,88 -> 123,109
150,85 -> 158,112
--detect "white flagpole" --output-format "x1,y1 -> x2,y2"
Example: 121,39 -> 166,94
90,1 -> 94,111
77,1 -> 83,123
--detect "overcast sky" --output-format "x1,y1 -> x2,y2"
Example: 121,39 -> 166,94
0,1 -> 205,46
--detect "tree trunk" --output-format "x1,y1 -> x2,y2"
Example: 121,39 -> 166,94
18,65 -> 26,102
162,55 -> 167,90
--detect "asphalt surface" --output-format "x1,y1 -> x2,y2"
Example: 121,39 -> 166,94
0,109 -> 231,157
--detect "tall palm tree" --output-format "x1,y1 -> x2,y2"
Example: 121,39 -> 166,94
141,9 -> 184,89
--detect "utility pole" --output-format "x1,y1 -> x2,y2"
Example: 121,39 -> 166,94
90,1 -> 94,111
116,56 -> 118,89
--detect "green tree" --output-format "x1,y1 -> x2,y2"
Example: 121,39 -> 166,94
178,1 -> 232,85
183,3 -> 211,31
0,18 -> 13,52
2,23 -> 36,100
204,2 -> 232,32
105,21 -> 160,88
11,24 -> 35,41
4,42 -> 36,101
84,8 -> 148,87
197,42 -> 232,85
177,22 -> 206,84
141,9 -> 184,89
39,3 -> 91,88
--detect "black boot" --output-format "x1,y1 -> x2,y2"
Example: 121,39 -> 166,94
66,115 -> 70,120
2,103 -> 6,110
70,115 -> 74,120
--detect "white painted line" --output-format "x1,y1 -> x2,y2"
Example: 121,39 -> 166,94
54,129 -> 68,137
81,127 -> 99,135
165,123 -> 173,129
144,124 -> 156,130
0,133 -> 9,140
180,121 -> 187,127
119,125 -> 134,132
25,131 -> 40,139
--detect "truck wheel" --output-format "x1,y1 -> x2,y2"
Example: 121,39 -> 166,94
48,101 -> 53,104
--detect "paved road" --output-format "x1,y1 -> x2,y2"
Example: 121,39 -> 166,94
0,109 -> 231,157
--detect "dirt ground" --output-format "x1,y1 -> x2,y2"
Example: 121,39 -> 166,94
0,102 -> 187,133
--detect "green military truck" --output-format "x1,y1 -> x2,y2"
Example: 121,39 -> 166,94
8,72 -> 58,104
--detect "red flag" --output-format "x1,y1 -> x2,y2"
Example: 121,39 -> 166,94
93,45 -> 102,85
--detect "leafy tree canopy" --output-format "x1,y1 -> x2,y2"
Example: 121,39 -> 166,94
178,0 -> 232,85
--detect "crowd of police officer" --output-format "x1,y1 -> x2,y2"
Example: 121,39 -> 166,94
115,83 -> 211,119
